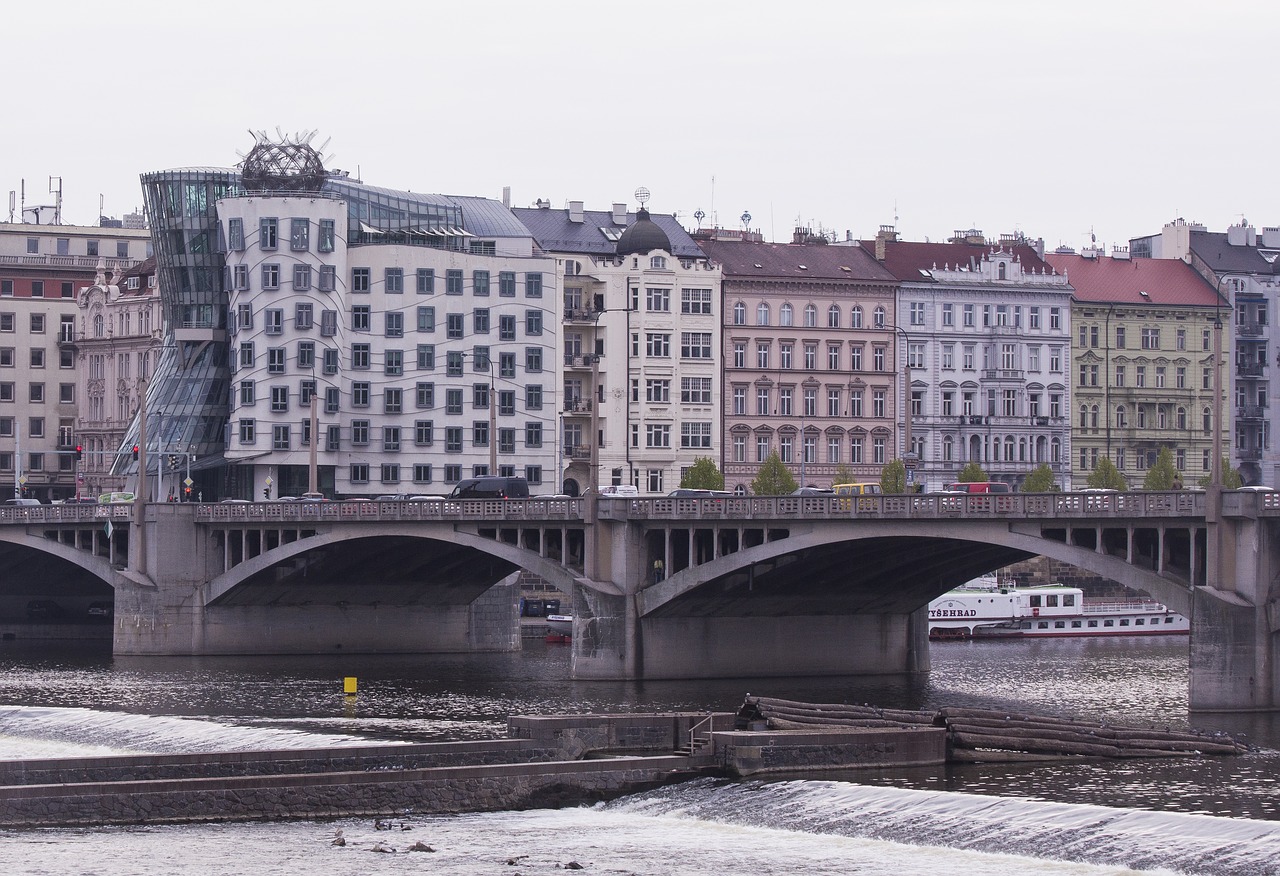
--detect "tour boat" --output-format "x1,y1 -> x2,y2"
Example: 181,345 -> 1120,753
927,575 -> 1189,639
545,614 -> 572,643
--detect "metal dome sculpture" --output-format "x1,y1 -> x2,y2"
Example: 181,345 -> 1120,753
238,129 -> 329,192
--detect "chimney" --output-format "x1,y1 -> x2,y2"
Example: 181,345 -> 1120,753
612,203 -> 628,225
502,186 -> 511,208
569,200 -> 584,223
874,225 -> 896,262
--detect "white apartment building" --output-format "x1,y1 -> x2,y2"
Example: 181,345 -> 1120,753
863,229 -> 1074,491
218,193 -> 560,498
513,201 -> 721,496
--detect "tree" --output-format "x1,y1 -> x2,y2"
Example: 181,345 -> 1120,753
1021,464 -> 1060,493
751,452 -> 799,496
681,456 -> 725,490
1197,457 -> 1244,489
956,461 -> 988,483
1087,456 -> 1128,490
881,459 -> 907,494
1143,446 -> 1181,491
832,463 -> 856,486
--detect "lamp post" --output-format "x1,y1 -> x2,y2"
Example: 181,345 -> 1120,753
894,325 -> 917,488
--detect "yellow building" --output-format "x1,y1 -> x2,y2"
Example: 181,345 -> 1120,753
1047,249 -> 1228,488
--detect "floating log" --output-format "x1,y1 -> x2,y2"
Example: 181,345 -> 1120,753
742,696 -> 1249,761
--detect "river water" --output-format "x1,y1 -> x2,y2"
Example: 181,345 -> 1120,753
1,635 -> 1278,875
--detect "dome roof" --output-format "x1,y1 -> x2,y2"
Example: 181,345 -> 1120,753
616,207 -> 672,256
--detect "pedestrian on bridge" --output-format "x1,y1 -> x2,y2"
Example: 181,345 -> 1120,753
653,558 -> 664,584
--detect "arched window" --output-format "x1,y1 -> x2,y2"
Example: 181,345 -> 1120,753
756,302 -> 770,326
1080,404 -> 1089,429
1004,436 -> 1015,461
732,301 -> 746,325
969,434 -> 982,462
1203,406 -> 1212,433
828,304 -> 841,328
650,256 -> 667,269
873,307 -> 886,328
1157,406 -> 1167,429
93,314 -> 104,337
1051,437 -> 1061,463
1116,404 -> 1127,428
779,303 -> 793,326
1177,406 -> 1187,430
1019,437 -> 1027,462
804,304 -> 817,327
943,434 -> 954,462
851,306 -> 863,328
998,262 -> 1007,280
1090,405 -> 1099,429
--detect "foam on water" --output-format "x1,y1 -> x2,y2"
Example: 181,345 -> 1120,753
609,778 -> 1280,876
0,705 -> 381,759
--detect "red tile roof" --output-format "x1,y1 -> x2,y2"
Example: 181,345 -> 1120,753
857,239 -> 1058,280
1044,253 -> 1225,308
698,239 -> 897,283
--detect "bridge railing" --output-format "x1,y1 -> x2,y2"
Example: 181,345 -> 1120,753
596,491 -> 1207,521
0,504 -> 135,525
192,496 -> 586,524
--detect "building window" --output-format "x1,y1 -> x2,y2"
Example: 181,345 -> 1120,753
352,268 -> 371,293
353,381 -> 370,407
318,218 -> 335,253
385,268 -> 404,294
238,419 -> 255,443
525,272 -> 543,297
290,218 -> 309,251
681,332 -> 712,359
270,386 -> 289,413
318,266 -> 336,292
352,305 -> 371,331
293,264 -> 312,291
268,348 -> 286,374
260,218 -> 278,250
228,218 -> 244,251
350,463 -> 370,483
681,421 -> 712,448
446,270 -> 464,295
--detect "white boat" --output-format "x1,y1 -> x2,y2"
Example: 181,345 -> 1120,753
928,575 -> 1189,639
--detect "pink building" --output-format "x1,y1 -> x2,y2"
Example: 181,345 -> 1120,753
699,234 -> 898,492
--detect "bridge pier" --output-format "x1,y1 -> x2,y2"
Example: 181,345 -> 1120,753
1190,509 -> 1280,711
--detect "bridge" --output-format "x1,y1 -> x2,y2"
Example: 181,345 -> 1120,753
1,491 -> 1277,712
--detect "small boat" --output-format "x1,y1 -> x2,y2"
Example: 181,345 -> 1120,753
545,614 -> 572,642
928,575 -> 1189,639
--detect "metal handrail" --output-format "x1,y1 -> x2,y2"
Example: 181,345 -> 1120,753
688,712 -> 715,754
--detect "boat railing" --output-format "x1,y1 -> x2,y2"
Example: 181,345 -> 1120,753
1081,598 -> 1169,614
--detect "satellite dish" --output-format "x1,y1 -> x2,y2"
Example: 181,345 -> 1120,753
634,186 -> 650,207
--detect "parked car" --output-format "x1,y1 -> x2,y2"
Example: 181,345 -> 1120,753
26,599 -> 65,620
63,496 -> 99,504
87,601 -> 114,621
5,498 -> 41,506
299,492 -> 328,502
791,487 -> 836,496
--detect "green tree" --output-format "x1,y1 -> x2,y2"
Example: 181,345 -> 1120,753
680,456 -> 725,490
956,461 -> 988,483
881,458 -> 907,494
1087,456 -> 1128,490
1143,446 -> 1181,490
751,452 -> 799,496
1197,457 -> 1244,489
832,463 -> 856,486
1021,463 -> 1060,493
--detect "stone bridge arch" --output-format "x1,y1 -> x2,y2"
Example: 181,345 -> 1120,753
635,519 -> 1197,619
204,523 -> 584,606
0,527 -> 126,591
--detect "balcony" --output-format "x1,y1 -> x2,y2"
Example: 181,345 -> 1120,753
564,354 -> 600,369
57,326 -> 78,346
564,307 -> 604,323
1238,322 -> 1266,338
1237,362 -> 1264,378
981,368 -> 1026,382
1238,447 -> 1263,461
1238,404 -> 1266,421
563,443 -> 593,460
563,397 -> 593,414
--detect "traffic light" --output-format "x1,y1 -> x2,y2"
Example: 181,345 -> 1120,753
132,444 -> 139,460
74,445 -> 82,461
168,454 -> 178,468
263,487 -> 271,499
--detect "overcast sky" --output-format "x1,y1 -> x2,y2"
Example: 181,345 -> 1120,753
7,1 -> 1274,251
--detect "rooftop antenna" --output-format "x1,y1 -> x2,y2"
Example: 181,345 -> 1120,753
7,191 -> 13,223
49,176 -> 62,225
710,175 -> 716,228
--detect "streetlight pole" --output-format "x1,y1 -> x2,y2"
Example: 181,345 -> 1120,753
894,325 -> 916,488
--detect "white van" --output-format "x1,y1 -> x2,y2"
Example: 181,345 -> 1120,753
597,484 -> 639,497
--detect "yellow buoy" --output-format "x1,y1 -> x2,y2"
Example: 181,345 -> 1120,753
343,676 -> 358,696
